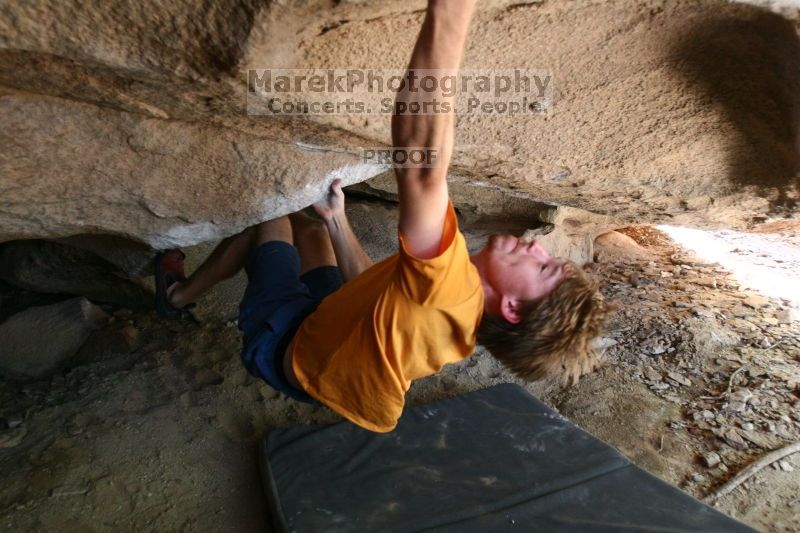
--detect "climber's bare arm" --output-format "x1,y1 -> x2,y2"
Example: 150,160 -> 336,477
314,179 -> 373,282
392,0 -> 475,259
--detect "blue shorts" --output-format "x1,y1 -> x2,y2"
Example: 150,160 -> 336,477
238,241 -> 343,402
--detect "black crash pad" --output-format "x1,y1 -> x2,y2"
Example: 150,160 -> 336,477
260,384 -> 753,532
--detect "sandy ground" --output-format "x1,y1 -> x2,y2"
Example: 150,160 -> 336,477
0,201 -> 798,531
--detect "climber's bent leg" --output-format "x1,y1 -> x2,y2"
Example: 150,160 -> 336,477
167,226 -> 257,309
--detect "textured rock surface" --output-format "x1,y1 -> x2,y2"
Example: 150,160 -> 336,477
0,280 -> 65,323
0,240 -> 152,308
0,0 -> 798,248
294,0 -> 800,227
0,91 -> 386,247
54,235 -> 155,278
0,297 -> 108,380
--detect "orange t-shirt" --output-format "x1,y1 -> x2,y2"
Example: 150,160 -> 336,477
291,202 -> 484,432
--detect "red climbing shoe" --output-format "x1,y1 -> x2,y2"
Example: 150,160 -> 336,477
154,249 -> 194,319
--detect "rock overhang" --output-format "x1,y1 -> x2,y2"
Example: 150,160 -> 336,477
0,0 -> 798,248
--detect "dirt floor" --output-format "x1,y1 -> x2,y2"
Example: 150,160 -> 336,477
0,204 -> 798,532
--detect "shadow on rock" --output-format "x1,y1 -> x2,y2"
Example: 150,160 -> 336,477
0,239 -> 153,308
670,7 -> 800,209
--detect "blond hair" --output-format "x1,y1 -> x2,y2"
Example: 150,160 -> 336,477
477,262 -> 614,384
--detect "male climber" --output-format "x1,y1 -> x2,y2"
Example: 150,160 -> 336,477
155,0 -> 611,432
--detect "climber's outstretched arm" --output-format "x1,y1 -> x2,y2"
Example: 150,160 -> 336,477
391,0 -> 476,259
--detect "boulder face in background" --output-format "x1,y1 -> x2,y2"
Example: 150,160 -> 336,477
0,0 -> 798,251
593,231 -> 655,263
521,206 -> 617,266
524,225 -> 596,267
0,240 -> 153,308
0,280 -> 65,324
0,297 -> 109,380
55,235 -> 156,278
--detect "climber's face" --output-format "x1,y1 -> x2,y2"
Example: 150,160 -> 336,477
472,235 -> 568,323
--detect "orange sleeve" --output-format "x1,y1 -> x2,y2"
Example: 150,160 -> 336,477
395,201 -> 467,304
